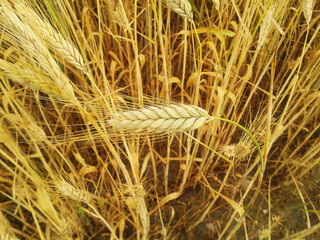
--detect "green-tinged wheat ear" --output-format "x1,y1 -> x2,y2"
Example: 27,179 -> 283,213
107,104 -> 264,171
162,0 -> 193,21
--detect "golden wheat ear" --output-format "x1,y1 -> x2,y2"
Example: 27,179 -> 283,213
11,1 -> 87,73
0,3 -> 78,103
107,104 -> 211,133
41,23 -> 87,73
162,0 -> 193,21
303,0 -> 314,25
107,104 -> 264,171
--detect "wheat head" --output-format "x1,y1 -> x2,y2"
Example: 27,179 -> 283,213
163,0 -> 193,21
0,59 -> 76,102
114,4 -> 132,32
303,0 -> 314,25
257,4 -> 275,51
107,104 -> 211,134
0,3 -> 77,103
41,24 -> 87,73
57,180 -> 90,203
12,1 -> 87,72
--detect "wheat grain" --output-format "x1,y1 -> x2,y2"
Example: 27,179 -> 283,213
303,0 -> 314,25
220,144 -> 236,158
220,141 -> 252,159
3,111 -> 49,144
163,0 -> 193,21
107,104 -> 210,134
26,122 -> 48,143
57,218 -> 75,238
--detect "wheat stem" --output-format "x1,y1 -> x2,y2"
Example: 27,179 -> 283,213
0,211 -> 18,240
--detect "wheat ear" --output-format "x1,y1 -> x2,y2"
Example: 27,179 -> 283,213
107,104 -> 211,133
12,1 -> 87,72
257,5 -> 274,51
113,3 -> 132,32
303,0 -> 314,25
108,104 -> 264,171
0,4 -> 77,103
0,59 -> 75,102
57,180 -> 90,203
162,0 -> 193,21
41,24 -> 87,73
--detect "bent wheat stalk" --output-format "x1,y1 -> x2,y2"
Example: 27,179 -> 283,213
107,104 -> 264,171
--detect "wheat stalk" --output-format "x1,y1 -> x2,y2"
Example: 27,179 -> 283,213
107,104 -> 211,133
162,0 -> 193,21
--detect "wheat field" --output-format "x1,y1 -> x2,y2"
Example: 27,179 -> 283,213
0,0 -> 319,239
